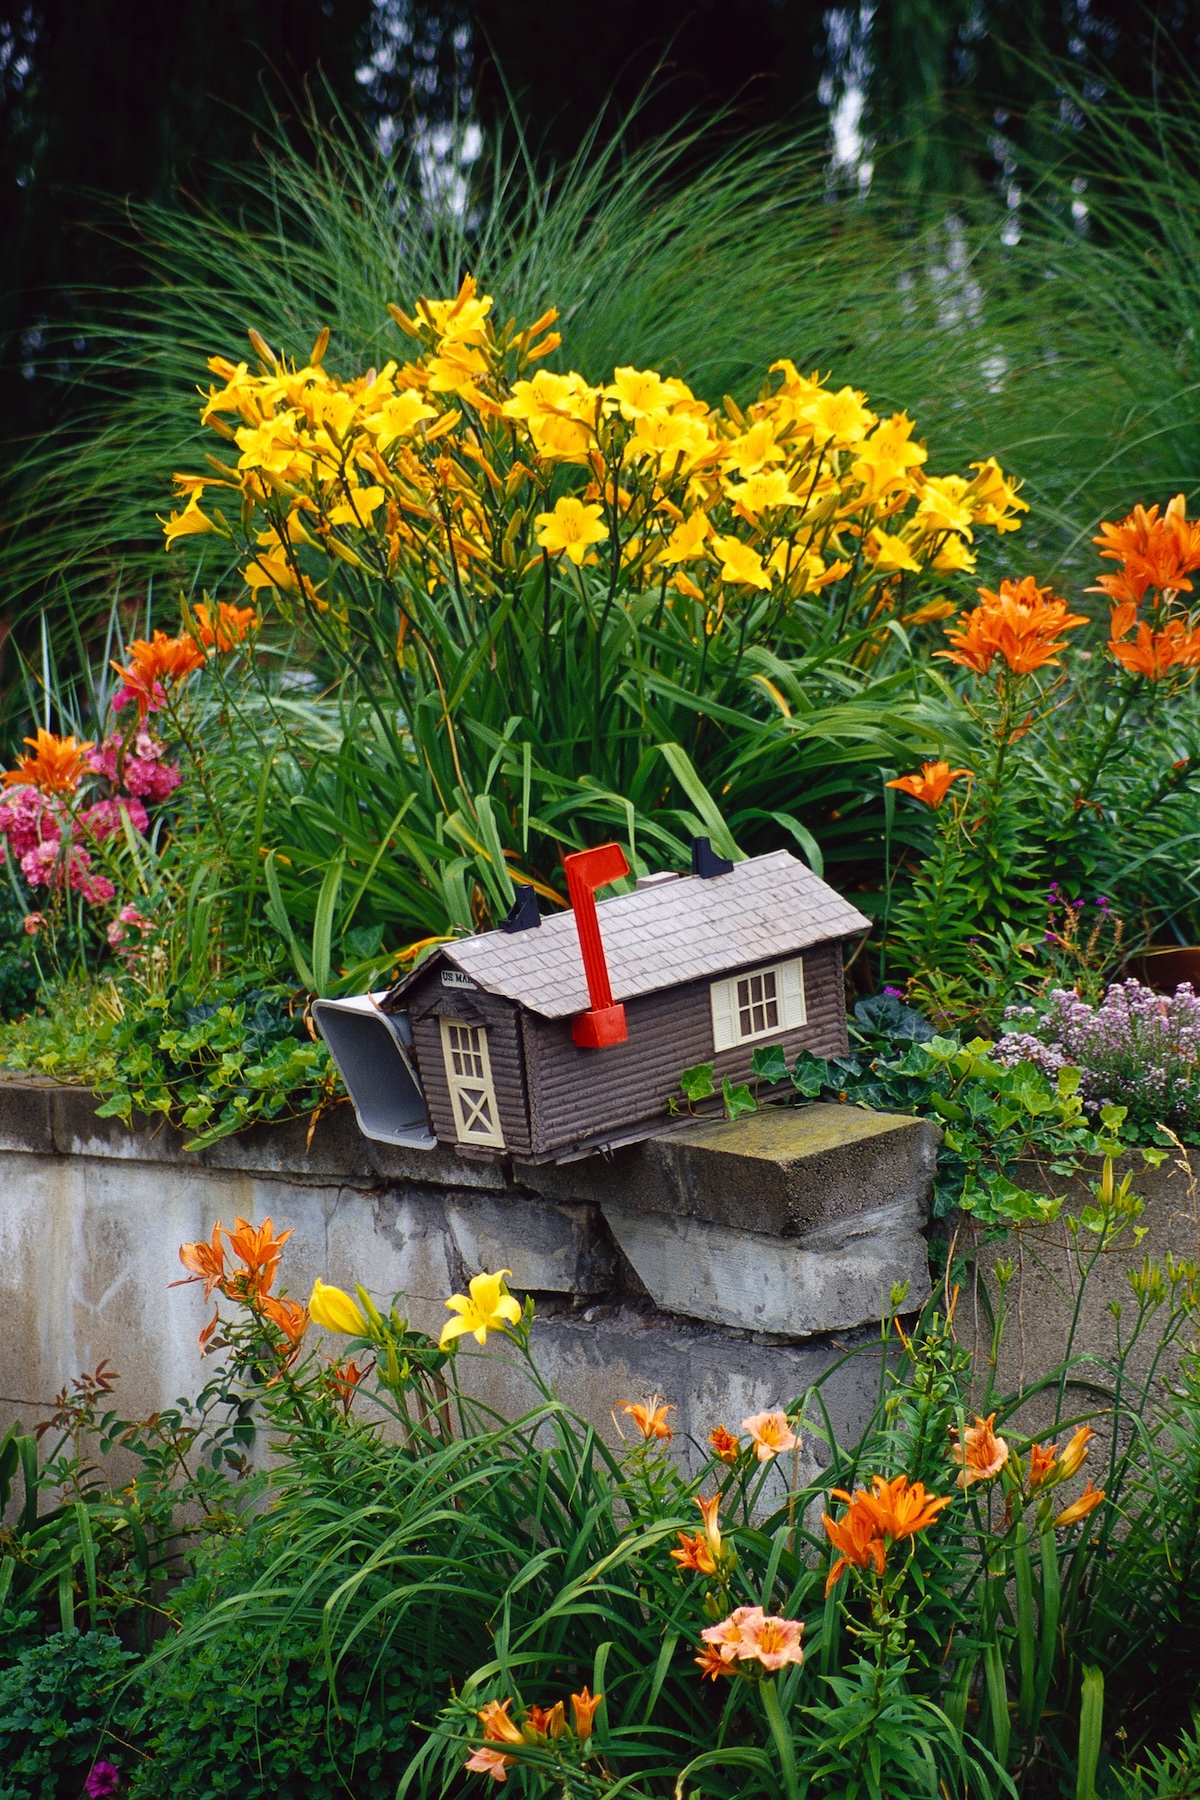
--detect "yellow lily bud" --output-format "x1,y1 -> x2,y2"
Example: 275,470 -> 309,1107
308,1278 -> 368,1336
1057,1425 -> 1095,1481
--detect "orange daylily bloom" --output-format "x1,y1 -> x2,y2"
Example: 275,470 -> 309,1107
938,576 -> 1087,677
741,1409 -> 798,1462
618,1398 -> 674,1441
2,729 -> 95,796
886,760 -> 971,809
695,1492 -> 722,1557
326,1356 -> 369,1410
950,1413 -> 1010,1488
525,1702 -> 566,1740
1056,1424 -> 1096,1480
570,1686 -> 602,1740
1053,1480 -> 1106,1528
477,1700 -> 524,1746
112,630 -> 206,717
708,1423 -> 741,1464
670,1531 -> 717,1574
193,600 -> 258,652
464,1746 -> 514,1782
1028,1442 -> 1059,1489
822,1492 -> 887,1593
846,1473 -> 953,1544
694,1643 -> 735,1680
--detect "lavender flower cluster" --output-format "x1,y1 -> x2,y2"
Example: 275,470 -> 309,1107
995,978 -> 1200,1137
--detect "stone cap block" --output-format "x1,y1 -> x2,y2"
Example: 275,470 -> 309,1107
523,1102 -> 940,1238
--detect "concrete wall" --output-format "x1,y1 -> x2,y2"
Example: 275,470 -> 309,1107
3,1077 -> 1193,1478
0,1080 -> 935,1469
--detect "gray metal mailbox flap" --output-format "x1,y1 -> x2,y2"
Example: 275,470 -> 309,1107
312,995 -> 436,1149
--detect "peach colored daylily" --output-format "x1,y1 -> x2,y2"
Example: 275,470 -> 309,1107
477,1699 -> 524,1746
741,1409 -> 798,1462
951,1413 -> 1010,1488
735,1609 -> 805,1671
464,1746 -> 514,1782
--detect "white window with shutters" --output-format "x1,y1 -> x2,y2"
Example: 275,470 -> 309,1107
710,958 -> 806,1052
439,1017 -> 506,1148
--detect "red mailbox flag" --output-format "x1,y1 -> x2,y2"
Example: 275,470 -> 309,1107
564,843 -> 630,1048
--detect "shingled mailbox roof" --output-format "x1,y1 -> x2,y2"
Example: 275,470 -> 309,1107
392,850 -> 870,1020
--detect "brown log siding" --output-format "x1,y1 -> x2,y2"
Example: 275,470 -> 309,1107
406,987 -> 533,1157
522,942 -> 847,1157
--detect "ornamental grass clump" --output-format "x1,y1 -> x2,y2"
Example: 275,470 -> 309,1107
996,978 -> 1200,1142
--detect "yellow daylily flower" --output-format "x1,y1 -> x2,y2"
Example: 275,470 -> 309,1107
711,535 -> 772,590
657,511 -> 710,565
160,493 -> 221,548
607,366 -> 675,419
535,496 -> 608,565
440,1269 -> 523,1348
308,1278 -> 368,1335
725,469 -> 797,515
802,384 -> 877,447
869,529 -> 923,574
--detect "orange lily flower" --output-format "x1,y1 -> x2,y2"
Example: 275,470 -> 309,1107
226,1215 -> 292,1294
2,728 -> 94,796
670,1531 -> 717,1574
193,600 -> 258,652
1094,496 -> 1200,601
260,1293 -> 309,1350
695,1492 -> 722,1557
938,575 -> 1087,677
175,1222 -> 228,1299
1054,1480 -> 1106,1528
326,1356 -> 369,1411
822,1492 -> 887,1593
950,1413 -> 1010,1488
886,760 -> 971,809
618,1398 -> 674,1441
111,630 -> 206,717
1109,616 -> 1200,680
570,1686 -> 602,1740
708,1422 -> 741,1464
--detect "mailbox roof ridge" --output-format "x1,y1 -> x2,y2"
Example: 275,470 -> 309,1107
389,849 -> 869,1021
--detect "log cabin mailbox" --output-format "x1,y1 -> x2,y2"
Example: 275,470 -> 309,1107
313,841 -> 869,1164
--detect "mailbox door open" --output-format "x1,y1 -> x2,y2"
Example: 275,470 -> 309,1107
312,994 -> 437,1150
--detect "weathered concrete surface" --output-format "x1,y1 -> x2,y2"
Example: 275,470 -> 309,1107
534,1103 -> 940,1237
956,1150 -> 1200,1433
0,1079 -> 930,1455
602,1197 -> 930,1335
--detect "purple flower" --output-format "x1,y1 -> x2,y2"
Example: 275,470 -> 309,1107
883,986 -> 904,999
85,1764 -> 120,1799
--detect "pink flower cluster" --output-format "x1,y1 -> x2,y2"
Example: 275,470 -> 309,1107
87,732 -> 181,803
0,731 -> 181,911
